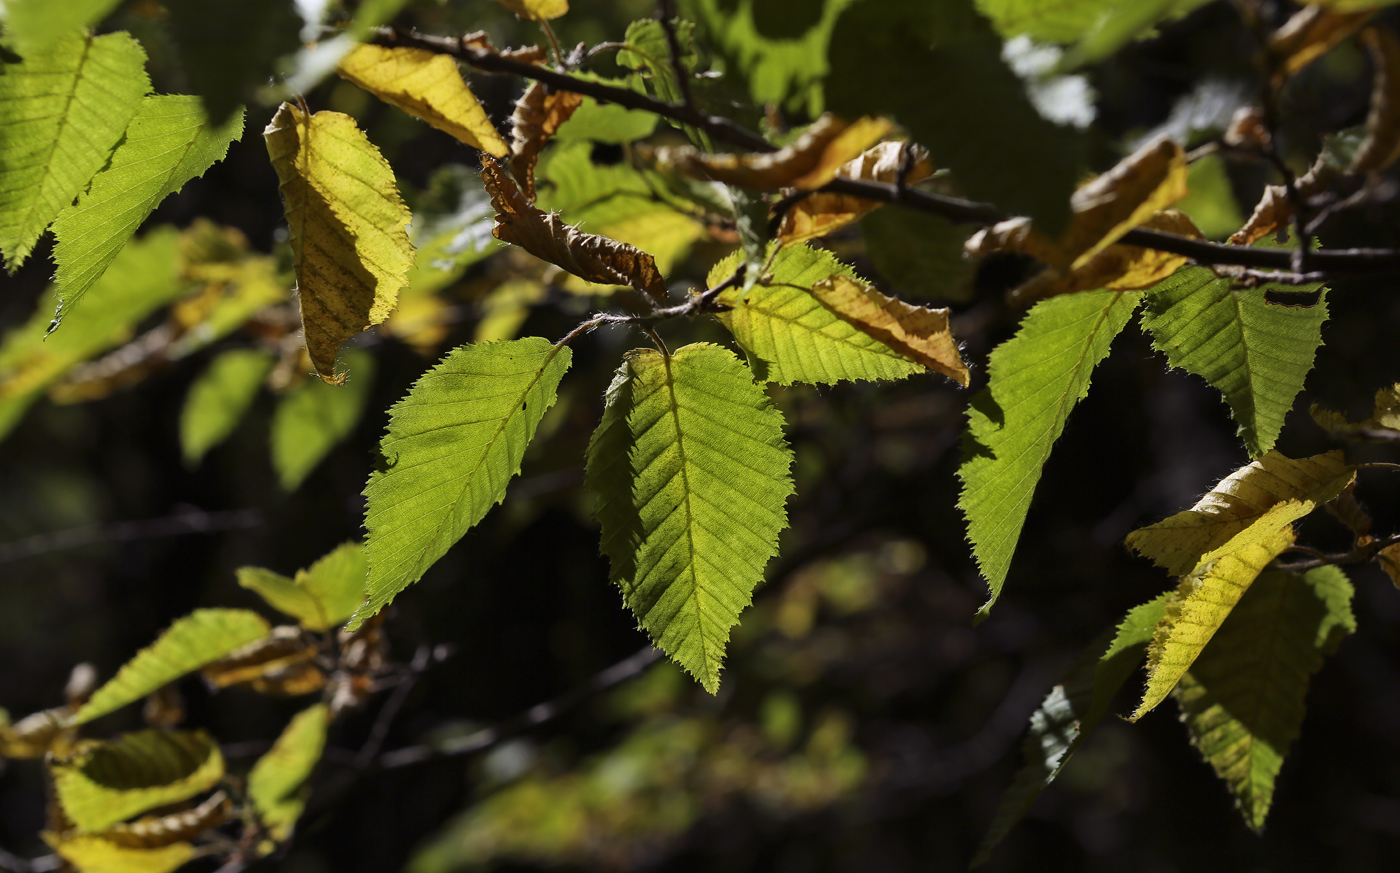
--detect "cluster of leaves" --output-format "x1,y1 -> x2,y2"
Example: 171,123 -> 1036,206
5,0 -> 1400,869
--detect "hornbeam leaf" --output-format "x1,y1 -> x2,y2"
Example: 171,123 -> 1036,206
973,594 -> 1168,866
248,703 -> 329,839
1126,450 -> 1354,576
270,350 -> 376,491
810,275 -> 969,385
1132,524 -> 1297,720
73,609 -> 271,725
709,245 -> 961,385
179,348 -> 275,466
0,31 -> 149,271
1140,264 -> 1328,457
1174,567 -> 1356,831
336,45 -> 509,157
509,81 -> 584,202
1,0 -> 124,53
1228,157 -> 1333,246
777,141 -> 934,246
51,729 -> 223,832
585,343 -> 794,692
50,96 -> 244,327
658,114 -> 892,190
357,338 -> 572,629
264,102 -> 415,383
958,289 -> 1141,618
237,542 -> 368,632
46,834 -> 199,873
493,0 -> 569,20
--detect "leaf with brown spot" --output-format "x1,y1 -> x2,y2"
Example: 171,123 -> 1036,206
777,141 -> 934,246
1268,5 -> 1372,82
337,45 -> 509,157
481,161 -> 667,300
509,82 -> 584,202
659,115 -> 892,191
1351,26 -> 1400,173
810,275 -> 969,386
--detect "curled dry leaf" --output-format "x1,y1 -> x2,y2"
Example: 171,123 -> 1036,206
1379,542 -> 1400,590
1228,155 -> 1333,246
1351,26 -> 1400,173
461,31 -> 549,65
492,0 -> 568,21
100,791 -> 233,849
200,626 -> 326,696
1268,5 -> 1372,82
659,114 -> 892,191
509,81 -> 584,202
481,161 -> 667,300
777,141 -> 934,246
1311,382 -> 1400,440
1324,482 -> 1372,538
1223,106 -> 1272,152
337,45 -> 509,157
810,275 -> 969,386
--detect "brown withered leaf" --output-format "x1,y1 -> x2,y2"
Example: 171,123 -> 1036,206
1228,155 -> 1333,246
142,684 -> 185,728
1351,26 -> 1400,173
1008,210 -> 1203,306
482,161 -> 668,300
1311,382 -> 1400,441
810,275 -> 969,386
509,82 -> 584,202
1379,542 -> 1400,590
1,707 -> 74,759
1324,482 -> 1372,538
1268,5 -> 1372,82
461,31 -> 549,65
659,114 -> 892,191
201,626 -> 326,696
102,791 -> 232,849
777,141 -> 934,246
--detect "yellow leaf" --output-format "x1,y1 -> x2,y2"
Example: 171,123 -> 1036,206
493,0 -> 568,21
45,833 -> 199,873
1351,26 -> 1400,173
381,291 -> 453,354
51,730 -> 224,833
481,161 -> 667,299
1126,450 -> 1355,576
264,102 -> 415,383
337,45 -> 509,157
659,115 -> 893,190
809,275 -> 969,386
509,81 -> 584,202
1267,5 -> 1372,81
1132,524 -> 1297,720
777,141 -> 934,246
1312,382 -> 1400,440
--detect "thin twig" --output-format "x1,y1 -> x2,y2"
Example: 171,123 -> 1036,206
352,646 -> 433,770
0,508 -> 262,564
656,0 -> 695,109
1359,462 -> 1400,471
1273,532 -> 1400,572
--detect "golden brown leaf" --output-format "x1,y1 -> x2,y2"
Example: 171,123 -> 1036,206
200,626 -> 325,696
1351,25 -> 1400,173
809,275 -> 969,386
509,82 -> 584,202
102,791 -> 232,849
1379,542 -> 1400,590
1228,155 -> 1333,246
659,115 -> 892,191
482,161 -> 667,300
337,45 -> 509,157
1268,5 -> 1372,81
461,31 -> 549,65
142,685 -> 185,729
776,141 -> 934,245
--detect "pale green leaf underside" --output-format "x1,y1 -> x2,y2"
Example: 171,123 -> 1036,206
248,703 -> 329,837
270,350 -> 376,491
959,289 -> 1141,618
52,729 -> 223,832
709,245 -> 925,385
238,542 -> 367,632
1141,266 -> 1328,458
974,594 -> 1168,866
73,609 -> 271,724
180,348 -> 274,465
51,95 -> 244,327
358,338 -> 572,629
0,31 -> 149,270
1175,567 -> 1355,831
585,343 -> 794,693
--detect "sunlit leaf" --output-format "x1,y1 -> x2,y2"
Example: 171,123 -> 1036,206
585,343 -> 793,692
248,704 -> 329,839
493,0 -> 569,20
959,289 -> 1141,618
264,102 -> 415,383
238,542 -> 368,632
337,45 -> 509,157
509,82 -> 584,202
200,627 -> 325,696
270,350 -> 376,491
46,833 -> 199,873
777,141 -> 934,245
51,729 -> 223,832
357,338 -> 572,629
179,348 -> 274,466
659,114 -> 891,190
0,31 -> 149,270
810,275 -> 969,384
0,0 -> 123,53
73,609 -> 271,724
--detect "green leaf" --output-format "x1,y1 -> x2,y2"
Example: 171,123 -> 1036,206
974,0 -> 1211,63
358,338 -> 573,629
165,0 -> 302,126
49,97 -> 243,327
247,703 -> 329,839
585,343 -> 794,692
860,206 -> 977,302
0,31 -> 150,270
974,594 -> 1168,866
1174,567 -> 1356,831
1175,153 -> 1245,241
619,18 -> 703,143
826,0 -> 1085,234
554,90 -> 659,144
51,729 -> 223,832
46,834 -> 199,873
1140,263 -> 1328,458
0,0 -> 123,53
238,542 -> 368,632
958,289 -> 1142,618
180,349 -> 275,466
270,350 -> 376,492
73,609 -> 270,725
0,228 -> 185,443
1133,524 -> 1297,720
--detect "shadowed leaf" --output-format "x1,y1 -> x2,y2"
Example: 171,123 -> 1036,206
51,729 -> 223,832
248,704 -> 329,839
180,348 -> 275,466
237,542 -> 368,632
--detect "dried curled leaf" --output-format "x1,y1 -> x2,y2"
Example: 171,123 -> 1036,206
777,141 -> 934,245
1351,26 -> 1400,173
659,115 -> 892,191
1229,155 -> 1334,246
200,626 -> 326,696
482,161 -> 667,299
101,791 -> 232,849
1268,5 -> 1372,82
810,275 -> 969,386
1324,483 -> 1373,537
337,45 -> 509,157
509,82 -> 584,202
1311,382 -> 1400,440
1379,542 -> 1400,590
461,31 -> 549,65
